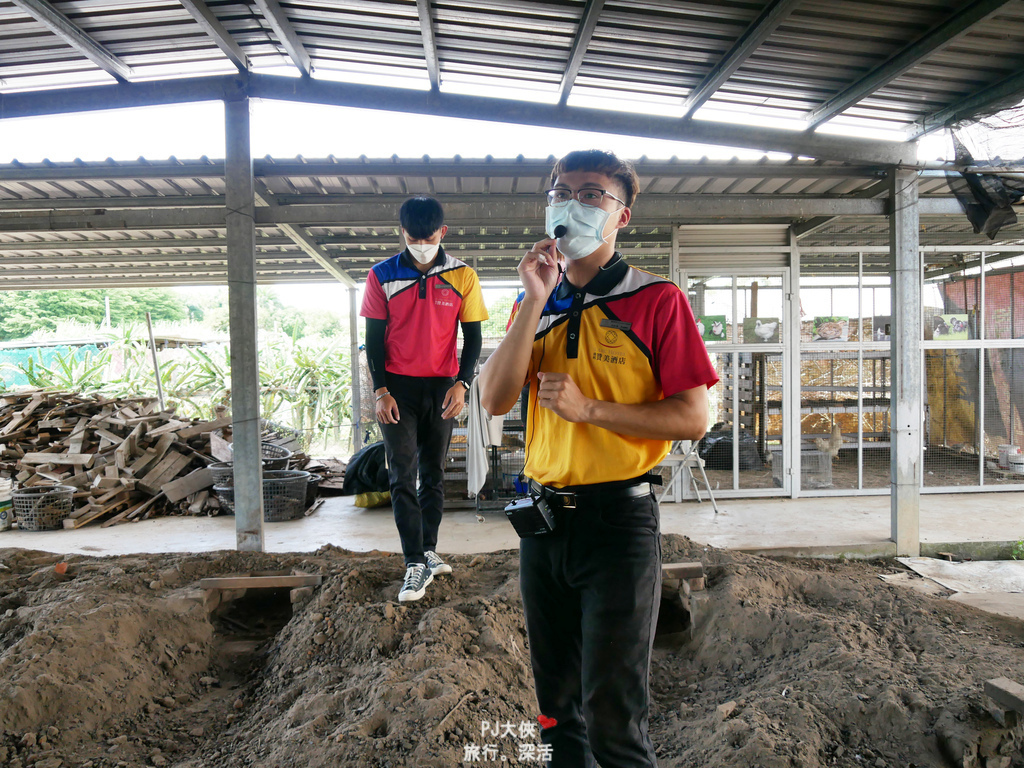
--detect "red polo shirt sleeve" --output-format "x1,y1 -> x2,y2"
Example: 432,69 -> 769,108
653,285 -> 720,396
360,269 -> 387,320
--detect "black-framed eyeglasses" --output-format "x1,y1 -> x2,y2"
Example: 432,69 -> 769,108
545,187 -> 625,208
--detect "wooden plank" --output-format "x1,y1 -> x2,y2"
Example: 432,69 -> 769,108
176,416 -> 233,439
128,432 -> 175,476
138,451 -> 191,495
126,492 -> 165,521
147,420 -> 191,438
161,467 -> 213,503
985,678 -> 1024,714
100,497 -> 150,527
116,423 -> 145,469
187,489 -> 210,516
94,427 -> 123,444
199,573 -> 323,590
62,495 -> 131,528
67,417 -> 88,453
661,562 -> 705,581
21,452 -> 94,467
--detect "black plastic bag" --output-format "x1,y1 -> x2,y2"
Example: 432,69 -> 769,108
341,441 -> 389,495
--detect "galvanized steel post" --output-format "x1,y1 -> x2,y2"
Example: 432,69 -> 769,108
350,286 -> 362,453
225,95 -> 265,551
889,168 -> 921,556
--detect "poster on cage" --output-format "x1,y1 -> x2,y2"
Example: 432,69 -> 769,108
743,317 -> 780,343
932,314 -> 969,340
696,315 -> 727,342
812,316 -> 849,342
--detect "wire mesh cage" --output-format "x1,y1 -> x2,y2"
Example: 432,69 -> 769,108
475,393 -> 527,511
213,470 -> 310,522
13,485 -> 74,531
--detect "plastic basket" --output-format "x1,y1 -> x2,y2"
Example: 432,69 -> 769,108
208,461 -> 234,486
213,470 -> 310,522
13,485 -> 75,531
227,442 -> 293,470
305,474 -> 321,508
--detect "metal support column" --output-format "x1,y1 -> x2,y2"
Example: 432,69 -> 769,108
788,228 -> 802,498
225,95 -> 264,551
349,286 -> 362,453
889,168 -> 921,556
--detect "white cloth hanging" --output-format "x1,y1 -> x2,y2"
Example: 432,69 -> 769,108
467,379 -> 505,496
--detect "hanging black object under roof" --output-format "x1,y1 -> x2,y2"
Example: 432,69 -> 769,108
945,102 -> 1024,240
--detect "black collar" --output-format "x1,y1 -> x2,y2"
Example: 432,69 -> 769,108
400,244 -> 447,272
556,252 -> 627,300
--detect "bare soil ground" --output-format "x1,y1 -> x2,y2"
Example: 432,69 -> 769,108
1,536 -> 1023,768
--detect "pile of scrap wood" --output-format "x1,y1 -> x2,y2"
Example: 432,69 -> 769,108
0,389 -> 319,528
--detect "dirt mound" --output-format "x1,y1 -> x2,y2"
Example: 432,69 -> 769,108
1,537 -> 1022,768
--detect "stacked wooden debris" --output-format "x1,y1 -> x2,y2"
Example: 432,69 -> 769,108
0,390 -> 233,527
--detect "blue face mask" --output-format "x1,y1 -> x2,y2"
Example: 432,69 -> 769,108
545,200 -> 613,261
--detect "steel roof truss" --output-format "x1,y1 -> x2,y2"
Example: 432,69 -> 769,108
805,0 -> 1016,129
10,0 -> 134,83
178,0 -> 250,72
558,0 -> 605,105
253,0 -> 312,77
416,0 -> 441,90
680,0 -> 802,119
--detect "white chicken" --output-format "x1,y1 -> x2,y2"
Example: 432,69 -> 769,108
711,320 -> 724,337
696,319 -> 705,337
814,423 -> 844,461
754,319 -> 778,341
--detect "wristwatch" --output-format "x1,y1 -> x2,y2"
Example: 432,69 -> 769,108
456,379 -> 471,391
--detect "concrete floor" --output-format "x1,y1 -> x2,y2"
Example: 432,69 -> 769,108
3,491 -> 1022,560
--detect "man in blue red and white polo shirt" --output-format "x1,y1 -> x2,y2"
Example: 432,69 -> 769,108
479,150 -> 718,767
361,196 -> 488,603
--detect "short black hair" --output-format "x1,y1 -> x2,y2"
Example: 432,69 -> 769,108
399,196 -> 445,239
550,149 -> 639,207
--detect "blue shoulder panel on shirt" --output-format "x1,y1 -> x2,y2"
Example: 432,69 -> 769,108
372,253 -> 420,284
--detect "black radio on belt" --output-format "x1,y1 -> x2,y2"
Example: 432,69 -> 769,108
504,495 -> 556,537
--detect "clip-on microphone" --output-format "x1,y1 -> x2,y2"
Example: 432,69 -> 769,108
552,226 -> 567,276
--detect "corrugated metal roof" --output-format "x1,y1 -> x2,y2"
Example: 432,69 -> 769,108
0,154 -> 1019,288
1,0 -> 1022,143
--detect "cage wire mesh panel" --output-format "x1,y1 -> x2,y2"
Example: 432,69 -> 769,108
922,253 -> 1024,489
737,275 -> 782,490
797,259 -> 893,492
686,273 -> 787,495
985,348 -> 1024,484
475,394 -> 526,512
701,350 -> 737,493
924,349 -> 981,488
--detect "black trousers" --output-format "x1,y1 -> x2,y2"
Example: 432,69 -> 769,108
519,489 -> 662,768
379,374 -> 455,567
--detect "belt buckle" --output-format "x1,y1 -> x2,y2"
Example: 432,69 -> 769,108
557,491 -> 576,509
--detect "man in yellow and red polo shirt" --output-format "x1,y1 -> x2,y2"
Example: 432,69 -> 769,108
361,196 -> 488,603
479,150 -> 718,767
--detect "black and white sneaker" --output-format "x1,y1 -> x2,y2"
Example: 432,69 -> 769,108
398,563 -> 433,602
425,550 -> 452,576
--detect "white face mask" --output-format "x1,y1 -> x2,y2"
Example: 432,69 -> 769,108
545,200 -> 614,261
406,242 -> 440,264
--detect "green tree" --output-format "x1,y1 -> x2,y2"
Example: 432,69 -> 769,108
0,288 -> 186,340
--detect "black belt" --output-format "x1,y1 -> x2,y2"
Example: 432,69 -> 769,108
528,478 -> 654,510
